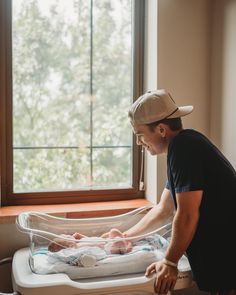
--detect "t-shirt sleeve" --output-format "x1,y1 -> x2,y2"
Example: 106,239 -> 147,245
165,180 -> 170,190
168,136 -> 204,193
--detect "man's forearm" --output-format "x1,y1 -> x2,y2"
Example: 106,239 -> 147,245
164,210 -> 199,264
125,204 -> 173,238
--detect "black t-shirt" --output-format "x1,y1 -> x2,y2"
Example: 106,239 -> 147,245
166,129 -> 236,291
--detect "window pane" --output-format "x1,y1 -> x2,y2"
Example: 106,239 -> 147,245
14,148 -> 90,192
93,148 -> 132,188
92,0 -> 133,147
12,0 -> 133,193
12,1 -> 91,148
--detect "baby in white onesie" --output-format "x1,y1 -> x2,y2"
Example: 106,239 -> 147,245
48,228 -> 132,254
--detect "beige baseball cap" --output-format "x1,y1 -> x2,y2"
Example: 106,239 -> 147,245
128,89 -> 193,127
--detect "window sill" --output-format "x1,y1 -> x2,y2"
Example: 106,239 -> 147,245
0,198 -> 152,224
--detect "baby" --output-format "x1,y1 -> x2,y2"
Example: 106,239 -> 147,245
48,228 -> 132,254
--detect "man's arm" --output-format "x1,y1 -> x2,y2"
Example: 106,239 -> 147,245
164,190 -> 203,264
124,188 -> 175,238
145,190 -> 203,294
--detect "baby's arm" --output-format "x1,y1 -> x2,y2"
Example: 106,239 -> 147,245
105,229 -> 132,254
48,232 -> 87,252
48,235 -> 77,252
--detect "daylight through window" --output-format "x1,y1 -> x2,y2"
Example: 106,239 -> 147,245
0,0 -> 144,204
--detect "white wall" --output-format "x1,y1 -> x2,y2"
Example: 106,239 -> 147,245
153,0 -> 212,200
144,0 -> 158,204
211,0 -> 236,168
144,0 -> 212,203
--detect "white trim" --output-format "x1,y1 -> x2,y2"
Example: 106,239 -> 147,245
143,0 -> 159,204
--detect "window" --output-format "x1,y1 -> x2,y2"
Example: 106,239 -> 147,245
0,0 -> 144,205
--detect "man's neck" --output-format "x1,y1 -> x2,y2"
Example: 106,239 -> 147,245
164,128 -> 184,153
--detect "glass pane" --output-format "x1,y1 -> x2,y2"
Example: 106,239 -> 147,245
12,0 -> 91,147
93,148 -> 132,188
12,0 -> 133,193
92,0 -> 132,147
14,148 -> 90,192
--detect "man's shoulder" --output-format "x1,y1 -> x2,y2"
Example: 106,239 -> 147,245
168,129 -> 209,161
170,129 -> 203,148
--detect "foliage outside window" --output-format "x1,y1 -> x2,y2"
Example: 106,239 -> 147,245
0,0 -> 144,205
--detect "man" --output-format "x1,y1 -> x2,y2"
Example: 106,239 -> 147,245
126,89 -> 236,295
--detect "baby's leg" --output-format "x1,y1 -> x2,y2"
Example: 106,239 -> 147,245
48,232 -> 87,252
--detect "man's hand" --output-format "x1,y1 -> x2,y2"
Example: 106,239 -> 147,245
145,260 -> 178,294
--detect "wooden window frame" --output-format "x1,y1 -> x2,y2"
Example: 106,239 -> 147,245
0,0 -> 145,206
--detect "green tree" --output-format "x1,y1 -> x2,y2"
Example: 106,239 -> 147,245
13,0 -> 132,192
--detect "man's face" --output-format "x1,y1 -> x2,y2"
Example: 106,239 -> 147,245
133,124 -> 166,155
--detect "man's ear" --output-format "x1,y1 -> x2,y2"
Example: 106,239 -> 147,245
156,123 -> 167,138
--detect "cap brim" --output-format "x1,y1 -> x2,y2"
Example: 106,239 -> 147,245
167,105 -> 193,118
